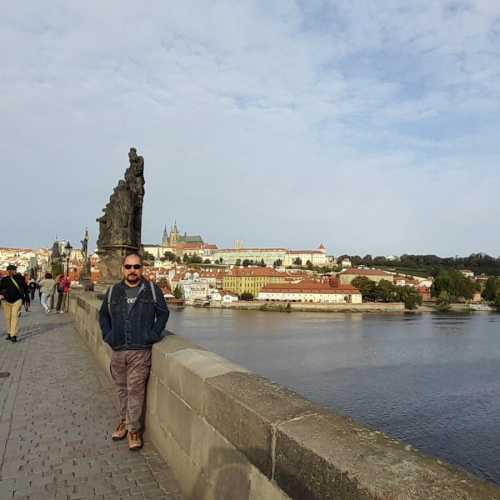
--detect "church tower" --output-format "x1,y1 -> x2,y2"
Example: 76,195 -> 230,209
162,225 -> 168,246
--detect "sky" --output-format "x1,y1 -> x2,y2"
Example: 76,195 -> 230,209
1,1 -> 499,257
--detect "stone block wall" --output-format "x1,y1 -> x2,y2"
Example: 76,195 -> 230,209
69,291 -> 500,500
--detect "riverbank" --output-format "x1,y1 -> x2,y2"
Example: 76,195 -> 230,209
187,301 -> 498,314
200,300 -> 406,313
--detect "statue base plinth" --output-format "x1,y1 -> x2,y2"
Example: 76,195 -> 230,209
96,244 -> 139,284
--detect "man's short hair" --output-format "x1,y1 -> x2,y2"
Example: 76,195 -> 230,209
122,253 -> 142,264
7,264 -> 17,271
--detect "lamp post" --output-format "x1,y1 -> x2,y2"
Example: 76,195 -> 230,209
64,241 -> 73,278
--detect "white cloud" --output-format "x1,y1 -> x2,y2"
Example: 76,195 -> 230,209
0,0 -> 499,256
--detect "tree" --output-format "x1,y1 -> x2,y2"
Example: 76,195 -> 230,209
182,253 -> 189,263
259,259 -> 266,267
235,259 -> 241,266
398,286 -> 423,310
273,259 -> 283,268
242,259 -> 252,267
143,251 -> 155,264
436,291 -> 451,312
163,251 -> 176,262
494,293 -> 500,312
482,277 -> 498,302
240,292 -> 254,301
204,259 -> 211,264
293,257 -> 302,266
173,285 -> 183,299
306,260 -> 313,270
351,277 -> 378,302
431,270 -> 476,302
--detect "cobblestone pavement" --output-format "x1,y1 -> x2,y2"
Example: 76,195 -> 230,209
0,302 -> 184,499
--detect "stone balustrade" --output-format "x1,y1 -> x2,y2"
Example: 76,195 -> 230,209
69,291 -> 500,500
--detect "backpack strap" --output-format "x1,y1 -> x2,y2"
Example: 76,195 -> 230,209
149,281 -> 157,304
107,284 -> 115,316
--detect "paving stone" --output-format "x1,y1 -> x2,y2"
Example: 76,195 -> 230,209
0,304 -> 184,499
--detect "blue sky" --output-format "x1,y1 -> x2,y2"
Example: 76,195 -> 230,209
1,1 -> 499,256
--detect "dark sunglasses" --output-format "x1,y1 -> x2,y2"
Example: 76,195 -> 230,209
124,264 -> 142,270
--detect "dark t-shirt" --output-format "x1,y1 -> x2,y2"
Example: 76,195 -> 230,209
125,285 -> 140,314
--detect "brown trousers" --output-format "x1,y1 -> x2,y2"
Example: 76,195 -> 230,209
2,299 -> 23,337
110,349 -> 152,432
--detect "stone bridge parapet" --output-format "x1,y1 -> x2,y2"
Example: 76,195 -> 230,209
69,291 -> 500,500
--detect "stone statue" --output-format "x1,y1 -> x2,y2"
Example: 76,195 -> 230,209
96,148 -> 145,282
80,227 -> 89,261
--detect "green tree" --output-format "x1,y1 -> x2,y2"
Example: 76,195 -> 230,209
259,259 -> 266,267
163,251 -> 176,261
235,259 -> 242,266
293,257 -> 302,266
482,277 -> 498,302
306,260 -> 313,270
204,259 -> 211,264
494,293 -> 500,312
375,279 -> 398,302
397,286 -> 423,310
143,251 -> 155,263
431,270 -> 476,301
242,259 -> 251,267
351,277 -> 378,302
436,291 -> 451,312
173,285 -> 183,299
273,259 -> 283,268
240,292 -> 254,301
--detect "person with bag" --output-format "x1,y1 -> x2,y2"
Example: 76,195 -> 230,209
55,274 -> 70,313
39,272 -> 56,314
98,253 -> 169,450
0,264 -> 30,342
28,278 -> 37,301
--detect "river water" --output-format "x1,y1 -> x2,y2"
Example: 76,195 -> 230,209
167,308 -> 500,485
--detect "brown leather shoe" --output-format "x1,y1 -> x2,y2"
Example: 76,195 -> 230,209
128,431 -> 142,451
112,421 -> 127,441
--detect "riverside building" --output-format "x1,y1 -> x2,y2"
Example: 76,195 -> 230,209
257,281 -> 362,304
222,268 -> 289,297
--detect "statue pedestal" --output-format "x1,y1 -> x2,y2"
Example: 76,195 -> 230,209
96,244 -> 139,288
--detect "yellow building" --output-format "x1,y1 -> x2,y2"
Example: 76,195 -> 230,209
223,268 -> 289,297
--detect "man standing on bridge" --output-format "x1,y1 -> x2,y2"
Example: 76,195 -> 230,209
0,264 -> 30,343
99,253 -> 169,450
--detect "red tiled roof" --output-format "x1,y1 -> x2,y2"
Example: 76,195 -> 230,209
262,280 -> 360,294
342,268 -> 391,276
216,248 -> 288,253
288,250 -> 324,255
226,268 -> 286,278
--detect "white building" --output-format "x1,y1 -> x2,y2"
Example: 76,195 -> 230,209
257,281 -> 362,304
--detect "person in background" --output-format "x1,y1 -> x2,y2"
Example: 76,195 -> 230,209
39,272 -> 56,314
28,278 -> 37,301
56,275 -> 71,313
0,264 -> 30,342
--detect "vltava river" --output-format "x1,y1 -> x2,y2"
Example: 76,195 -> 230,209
168,308 -> 500,485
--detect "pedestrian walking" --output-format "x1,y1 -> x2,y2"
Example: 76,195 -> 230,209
55,274 -> 70,313
99,253 -> 169,450
0,264 -> 30,342
28,278 -> 37,301
39,272 -> 56,313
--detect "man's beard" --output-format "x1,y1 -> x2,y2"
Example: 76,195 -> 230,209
126,274 -> 140,284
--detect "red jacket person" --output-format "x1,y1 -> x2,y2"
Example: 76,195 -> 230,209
99,253 -> 169,450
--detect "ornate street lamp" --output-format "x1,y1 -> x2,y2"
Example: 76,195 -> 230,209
64,241 -> 73,278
